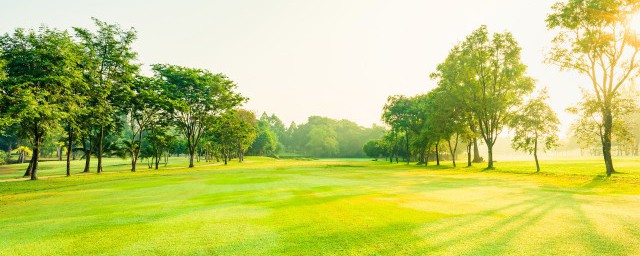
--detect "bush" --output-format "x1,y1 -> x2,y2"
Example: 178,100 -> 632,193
0,151 -> 8,165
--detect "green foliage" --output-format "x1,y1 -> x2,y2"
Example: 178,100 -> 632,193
363,139 -> 387,160
207,109 -> 257,163
0,151 -> 7,165
0,26 -> 82,179
306,125 -> 339,157
547,0 -> 640,175
567,88 -> 638,150
509,89 -> 560,171
280,116 -> 384,158
510,90 -> 560,154
154,64 -> 245,166
248,121 -> 278,157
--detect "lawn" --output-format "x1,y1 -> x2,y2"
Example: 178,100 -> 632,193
0,157 -> 639,255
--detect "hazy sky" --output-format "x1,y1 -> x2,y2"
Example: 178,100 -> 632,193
0,0 -> 586,136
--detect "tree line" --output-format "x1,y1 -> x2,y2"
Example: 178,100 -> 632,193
367,0 -> 640,176
0,19 -> 251,180
248,114 -> 386,158
370,25 -> 559,172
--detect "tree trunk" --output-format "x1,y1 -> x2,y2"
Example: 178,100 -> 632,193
24,154 -> 34,177
57,145 -> 62,161
487,143 -> 494,169
406,131 -> 410,164
155,149 -> 159,169
165,152 -> 169,167
467,142 -> 472,167
131,157 -> 137,172
394,131 -> 399,163
424,146 -> 429,166
31,147 -> 39,180
30,132 -> 42,180
448,134 -> 459,167
97,126 -> 104,173
473,139 -> 482,163
66,127 -> 73,177
435,142 -> 440,166
83,140 -> 92,173
189,150 -> 195,168
534,137 -> 540,173
603,107 -> 615,176
223,148 -> 228,165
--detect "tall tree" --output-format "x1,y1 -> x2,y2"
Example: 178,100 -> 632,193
459,25 -> 535,168
382,95 -> 412,164
0,27 -> 81,180
509,89 -> 560,172
74,18 -> 138,173
155,64 -> 244,167
124,76 -> 165,172
547,0 -> 640,176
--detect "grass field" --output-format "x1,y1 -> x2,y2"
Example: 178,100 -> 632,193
1,157 -> 639,255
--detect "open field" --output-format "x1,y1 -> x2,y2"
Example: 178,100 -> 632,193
1,157 -> 640,255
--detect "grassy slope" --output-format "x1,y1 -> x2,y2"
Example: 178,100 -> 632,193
0,157 -> 639,255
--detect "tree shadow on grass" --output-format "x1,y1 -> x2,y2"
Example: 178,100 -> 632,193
411,189 -> 628,255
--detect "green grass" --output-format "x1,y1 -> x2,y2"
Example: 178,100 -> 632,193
1,157 -> 639,255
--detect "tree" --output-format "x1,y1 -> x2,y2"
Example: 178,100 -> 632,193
249,121 -> 278,157
567,88 -> 636,157
430,44 -> 482,167
233,110 -> 258,162
458,25 -> 535,168
208,109 -> 257,164
145,125 -> 176,169
509,89 -> 560,172
382,95 -> 412,164
155,64 -> 244,167
74,18 -> 138,173
124,75 -> 165,172
363,139 -> 385,160
0,27 -> 81,180
547,0 -> 640,176
64,74 -> 88,176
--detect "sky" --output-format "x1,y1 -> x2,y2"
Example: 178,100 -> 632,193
0,0 -> 587,136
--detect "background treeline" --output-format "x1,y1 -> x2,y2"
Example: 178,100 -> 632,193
250,113 -> 386,158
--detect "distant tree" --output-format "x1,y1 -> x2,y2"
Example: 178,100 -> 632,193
363,139 -> 385,160
509,89 -> 560,172
547,0 -> 640,176
209,109 -> 257,164
382,95 -> 412,163
249,121 -> 278,156
155,64 -> 245,167
306,125 -> 338,157
260,112 -> 286,151
0,27 -> 81,180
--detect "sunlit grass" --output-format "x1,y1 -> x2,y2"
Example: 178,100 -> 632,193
0,157 -> 639,255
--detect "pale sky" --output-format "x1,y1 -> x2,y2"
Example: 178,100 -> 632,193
0,0 -> 586,136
